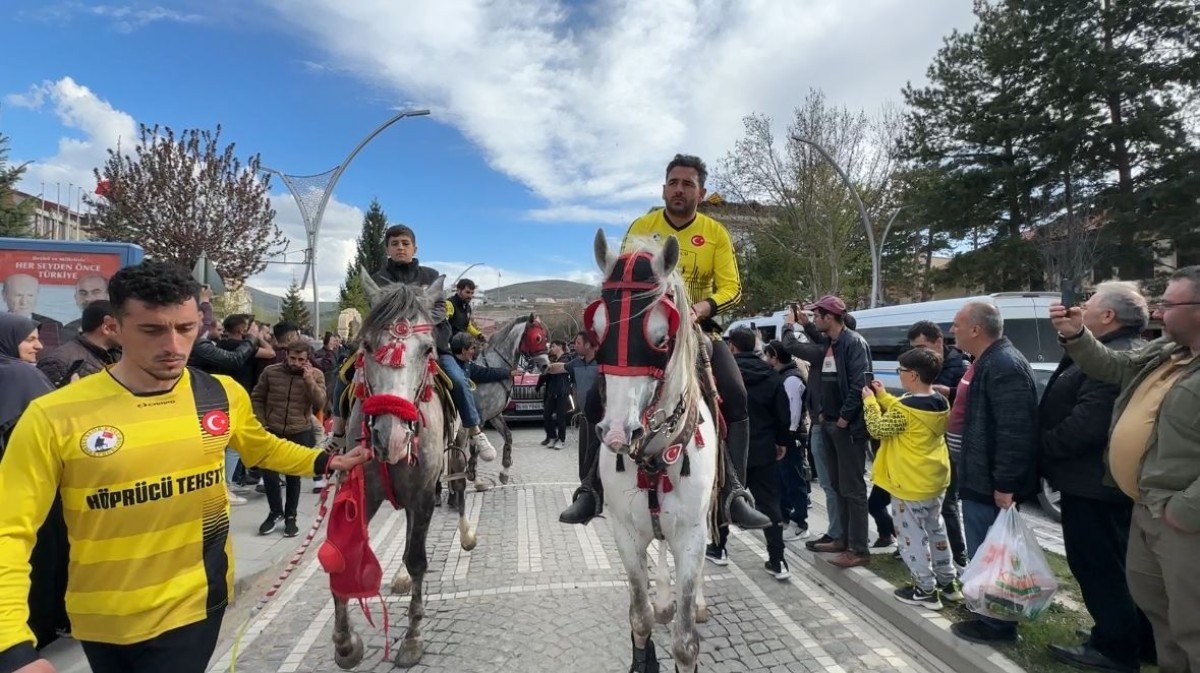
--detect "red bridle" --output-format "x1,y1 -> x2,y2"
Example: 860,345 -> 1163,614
353,320 -> 437,462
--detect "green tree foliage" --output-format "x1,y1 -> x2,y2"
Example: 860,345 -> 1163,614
0,135 -> 33,238
899,0 -> 1200,291
87,124 -> 286,283
338,198 -> 389,315
279,279 -> 312,333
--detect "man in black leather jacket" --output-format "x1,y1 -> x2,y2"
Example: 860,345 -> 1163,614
793,295 -> 874,569
1039,282 -> 1156,671
189,323 -> 258,376
948,301 -> 1039,645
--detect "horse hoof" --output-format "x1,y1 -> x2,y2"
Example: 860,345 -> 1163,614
391,573 -> 413,595
694,605 -> 711,623
333,633 -> 364,670
654,603 -> 676,625
474,479 -> 489,492
461,529 -> 477,551
499,470 -> 510,485
394,638 -> 424,668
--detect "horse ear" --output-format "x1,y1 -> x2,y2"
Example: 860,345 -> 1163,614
659,235 -> 680,276
360,268 -> 384,306
593,228 -> 613,272
424,275 -> 446,305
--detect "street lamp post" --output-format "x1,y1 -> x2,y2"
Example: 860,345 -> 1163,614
876,207 -> 905,304
791,135 -> 880,308
265,108 -> 431,331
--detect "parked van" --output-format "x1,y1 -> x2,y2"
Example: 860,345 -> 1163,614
723,309 -> 813,346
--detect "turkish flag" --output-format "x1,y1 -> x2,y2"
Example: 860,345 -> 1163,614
94,180 -> 113,198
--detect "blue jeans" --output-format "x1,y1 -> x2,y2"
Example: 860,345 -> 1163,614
440,354 -> 480,428
224,447 -> 238,484
963,499 -> 1019,635
811,426 -> 842,540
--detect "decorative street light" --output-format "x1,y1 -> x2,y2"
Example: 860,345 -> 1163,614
791,135 -> 880,308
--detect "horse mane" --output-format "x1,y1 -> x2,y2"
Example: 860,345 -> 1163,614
360,283 -> 434,343
606,235 -> 701,407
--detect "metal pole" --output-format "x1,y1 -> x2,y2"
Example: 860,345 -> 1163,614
264,109 -> 431,332
876,207 -> 904,306
791,135 -> 879,308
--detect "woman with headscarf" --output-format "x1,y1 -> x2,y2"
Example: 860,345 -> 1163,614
0,313 -> 70,649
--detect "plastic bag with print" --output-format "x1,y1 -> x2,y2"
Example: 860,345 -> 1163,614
960,507 -> 1059,622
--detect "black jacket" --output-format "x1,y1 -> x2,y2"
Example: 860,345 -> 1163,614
189,338 -> 255,377
733,352 -> 792,468
1039,326 -> 1144,502
36,335 -> 119,387
536,355 -> 573,399
795,322 -> 872,441
781,329 -> 824,418
371,258 -> 439,288
957,337 -> 1040,503
214,336 -> 263,391
938,346 -> 969,403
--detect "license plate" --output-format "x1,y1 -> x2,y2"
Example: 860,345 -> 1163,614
516,402 -> 541,411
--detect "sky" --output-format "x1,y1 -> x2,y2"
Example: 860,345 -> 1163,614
0,0 -> 978,301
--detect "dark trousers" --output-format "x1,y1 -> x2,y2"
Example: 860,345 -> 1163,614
543,393 -> 571,442
720,462 -> 784,561
941,458 -> 968,564
262,429 -> 315,519
1061,495 -> 1154,667
29,495 -> 70,648
82,609 -> 224,673
820,422 -> 869,554
778,433 -> 810,528
868,484 -> 896,539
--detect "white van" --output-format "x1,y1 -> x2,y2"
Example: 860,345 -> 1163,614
723,309 -> 812,346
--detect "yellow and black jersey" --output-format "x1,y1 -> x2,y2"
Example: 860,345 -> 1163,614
621,209 -> 742,318
0,368 -> 329,657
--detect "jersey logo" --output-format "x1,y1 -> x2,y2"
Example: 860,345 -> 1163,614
201,410 -> 230,436
690,235 -> 705,247
80,426 -> 124,458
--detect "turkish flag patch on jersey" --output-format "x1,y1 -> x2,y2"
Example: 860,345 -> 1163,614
201,410 -> 230,436
690,234 -> 705,247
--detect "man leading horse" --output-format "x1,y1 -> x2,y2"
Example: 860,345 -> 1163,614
559,153 -> 772,531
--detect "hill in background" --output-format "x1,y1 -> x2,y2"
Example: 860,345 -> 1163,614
481,279 -> 597,304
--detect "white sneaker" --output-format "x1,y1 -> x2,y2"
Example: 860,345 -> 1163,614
312,477 -> 326,494
228,489 -> 247,506
782,523 -> 809,541
472,433 -> 497,461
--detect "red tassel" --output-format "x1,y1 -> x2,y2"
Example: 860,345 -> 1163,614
694,428 -> 705,449
375,341 -> 406,367
661,475 -> 673,493
637,470 -> 651,490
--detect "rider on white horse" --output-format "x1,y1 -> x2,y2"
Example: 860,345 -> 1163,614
559,154 -> 772,531
435,278 -> 499,461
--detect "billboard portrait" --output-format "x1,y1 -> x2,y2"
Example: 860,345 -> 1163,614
0,250 -> 123,348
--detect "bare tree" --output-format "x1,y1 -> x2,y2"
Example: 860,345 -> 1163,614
714,90 -> 902,304
87,124 -> 286,284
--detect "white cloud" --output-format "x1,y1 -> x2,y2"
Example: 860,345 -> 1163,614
250,192 -> 366,302
19,3 -> 205,33
7,77 -> 138,204
524,204 -> 639,226
264,0 -> 976,217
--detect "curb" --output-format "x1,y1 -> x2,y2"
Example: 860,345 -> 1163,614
791,544 -> 1026,673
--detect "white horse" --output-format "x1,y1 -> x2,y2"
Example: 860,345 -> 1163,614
588,230 -> 718,673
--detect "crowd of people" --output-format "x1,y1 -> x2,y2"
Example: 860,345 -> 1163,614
1,150 -> 1198,673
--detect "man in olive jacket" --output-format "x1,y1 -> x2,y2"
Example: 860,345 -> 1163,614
1052,266 -> 1200,672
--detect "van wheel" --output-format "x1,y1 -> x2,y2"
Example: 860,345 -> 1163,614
1037,478 -> 1062,523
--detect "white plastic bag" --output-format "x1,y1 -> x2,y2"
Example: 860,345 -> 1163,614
960,507 -> 1059,622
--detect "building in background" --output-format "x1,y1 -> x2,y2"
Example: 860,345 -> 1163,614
6,188 -> 91,241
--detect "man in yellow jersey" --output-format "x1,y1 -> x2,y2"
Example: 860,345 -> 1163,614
559,154 -> 772,530
0,261 -> 370,673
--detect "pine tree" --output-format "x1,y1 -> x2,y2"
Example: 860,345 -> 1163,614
280,279 -> 312,333
338,198 -> 389,313
0,134 -> 33,238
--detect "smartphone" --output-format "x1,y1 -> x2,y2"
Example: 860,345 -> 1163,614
864,373 -> 875,386
1061,278 -> 1078,308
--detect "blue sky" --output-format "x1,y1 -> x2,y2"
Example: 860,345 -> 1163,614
0,0 -> 976,300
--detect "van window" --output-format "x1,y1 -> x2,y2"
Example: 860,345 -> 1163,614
858,318 -> 1062,365
858,323 -> 953,361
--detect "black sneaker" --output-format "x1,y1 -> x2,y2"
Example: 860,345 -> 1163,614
540,438 -> 553,446
283,517 -> 299,538
258,513 -> 282,535
764,559 -> 791,580
894,585 -> 943,610
705,544 -> 728,566
805,534 -> 834,552
938,578 -> 964,602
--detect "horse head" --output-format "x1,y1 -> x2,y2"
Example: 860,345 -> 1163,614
356,271 -> 445,464
518,314 -> 551,371
587,228 -> 696,456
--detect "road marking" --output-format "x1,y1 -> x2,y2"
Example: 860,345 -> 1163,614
208,508 -> 402,673
562,487 -> 610,570
517,489 -> 542,572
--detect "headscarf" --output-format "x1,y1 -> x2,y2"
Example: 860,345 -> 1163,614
0,313 -> 54,431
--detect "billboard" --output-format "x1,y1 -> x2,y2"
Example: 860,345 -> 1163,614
0,238 -> 144,349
